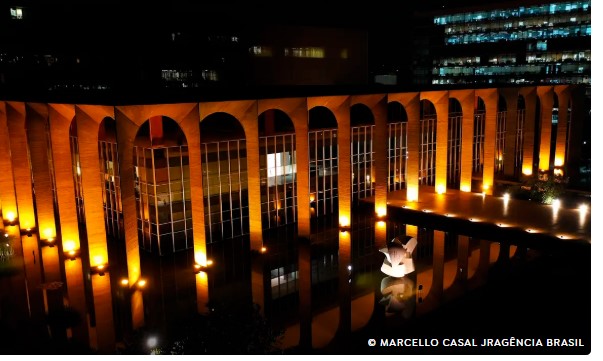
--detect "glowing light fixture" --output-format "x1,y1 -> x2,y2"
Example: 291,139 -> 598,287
261,246 -> 267,253
121,278 -> 129,286
436,184 -> 446,194
6,212 -> 15,223
137,279 -> 147,288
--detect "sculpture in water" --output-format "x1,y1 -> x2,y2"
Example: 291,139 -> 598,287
379,236 -> 417,278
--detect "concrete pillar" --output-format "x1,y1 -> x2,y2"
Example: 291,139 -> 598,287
501,89 -> 519,178
175,105 -> 206,262
420,91 -> 449,194
5,102 -> 35,229
114,107 -> 144,328
74,105 -> 114,259
72,105 -> 116,349
25,103 -> 56,240
537,86 -> 555,173
258,98 -> 309,237
388,93 -> 420,201
476,89 -> 498,195
450,90 -> 475,192
91,273 -> 116,353
554,85 -> 571,172
520,87 -> 537,178
47,105 -> 80,252
0,102 -> 18,222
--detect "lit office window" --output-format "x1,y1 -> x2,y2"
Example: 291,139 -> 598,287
259,109 -> 297,230
309,107 -> 338,217
496,97 -> 507,175
134,116 -> 193,254
10,7 -> 23,19
387,102 -> 408,192
201,114 -> 249,243
284,47 -> 325,58
99,117 -> 122,239
448,99 -> 463,189
473,97 -> 486,175
250,46 -> 273,57
350,104 -> 375,203
419,100 -> 437,186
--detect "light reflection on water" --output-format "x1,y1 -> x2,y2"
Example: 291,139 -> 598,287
0,204 -> 589,354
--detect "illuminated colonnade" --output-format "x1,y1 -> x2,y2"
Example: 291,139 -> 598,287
0,84 -> 586,348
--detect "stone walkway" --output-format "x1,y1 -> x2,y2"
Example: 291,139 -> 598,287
364,186 -> 591,245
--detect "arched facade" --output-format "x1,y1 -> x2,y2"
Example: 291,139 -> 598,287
0,84 -> 588,352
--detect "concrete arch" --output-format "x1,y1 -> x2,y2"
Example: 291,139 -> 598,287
350,103 -> 375,126
388,93 -> 420,201
258,108 -> 295,135
308,105 -> 338,129
258,98 -> 311,237
387,101 -> 408,123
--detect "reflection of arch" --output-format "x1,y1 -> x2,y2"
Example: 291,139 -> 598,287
419,100 -> 437,186
98,117 -> 122,238
495,96 -> 507,175
350,104 -> 375,202
133,116 -> 192,255
447,99 -> 462,189
258,109 -> 297,229
308,106 -> 338,217
387,102 -> 408,191
473,97 -> 486,176
200,112 -> 249,243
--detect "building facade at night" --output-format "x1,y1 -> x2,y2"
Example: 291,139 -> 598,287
0,84 -> 588,352
413,0 -> 591,86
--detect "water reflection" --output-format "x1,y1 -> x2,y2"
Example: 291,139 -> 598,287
0,203 -> 586,354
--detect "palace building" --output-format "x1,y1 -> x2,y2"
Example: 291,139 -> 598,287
0,83 -> 588,351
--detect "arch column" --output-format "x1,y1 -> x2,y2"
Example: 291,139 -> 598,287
554,85 -> 571,172
388,93 -> 420,201
501,88 -> 519,178
519,87 -> 537,178
450,90 -> 475,192
477,89 -> 498,194
26,103 -> 56,236
114,106 -> 145,328
73,105 -> 117,348
6,102 -> 35,229
307,96 -> 351,227
0,102 -> 18,223
47,103 -> 93,346
537,86 -> 555,173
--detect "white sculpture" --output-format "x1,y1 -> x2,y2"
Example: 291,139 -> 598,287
379,236 -> 417,278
